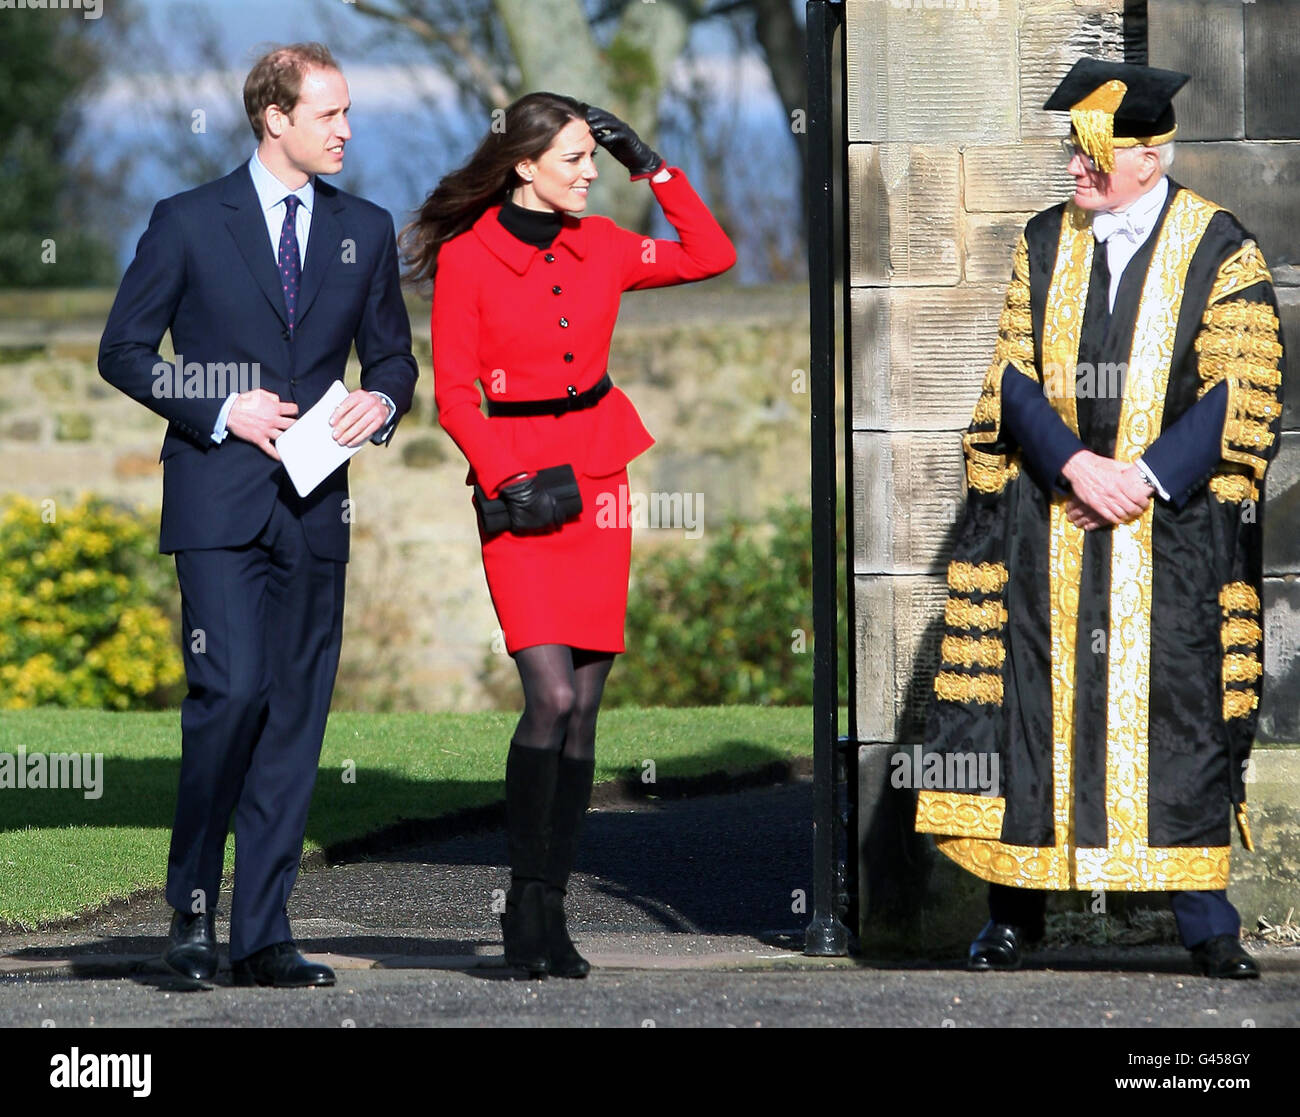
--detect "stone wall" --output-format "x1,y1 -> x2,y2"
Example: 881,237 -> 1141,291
0,284 -> 814,712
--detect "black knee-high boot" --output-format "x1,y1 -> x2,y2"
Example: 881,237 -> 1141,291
542,756 -> 596,978
502,742 -> 558,975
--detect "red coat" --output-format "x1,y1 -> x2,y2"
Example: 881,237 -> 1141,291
432,168 -> 736,652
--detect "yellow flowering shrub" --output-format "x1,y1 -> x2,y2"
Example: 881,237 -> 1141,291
0,496 -> 184,709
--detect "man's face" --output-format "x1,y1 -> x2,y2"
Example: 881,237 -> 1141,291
518,117 -> 599,213
268,67 -> 351,178
1066,140 -> 1161,212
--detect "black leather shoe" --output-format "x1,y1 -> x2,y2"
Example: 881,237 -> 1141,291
501,881 -> 550,977
967,920 -> 1033,971
543,887 -> 590,979
1190,935 -> 1260,979
231,942 -> 335,988
161,909 -> 217,982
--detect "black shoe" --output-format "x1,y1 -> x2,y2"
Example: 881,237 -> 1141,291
161,909 -> 217,982
231,942 -> 335,988
543,887 -> 590,979
1190,934 -> 1260,979
967,920 -> 1034,971
501,880 -> 550,977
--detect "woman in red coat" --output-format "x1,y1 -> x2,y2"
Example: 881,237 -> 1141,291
404,93 -> 736,977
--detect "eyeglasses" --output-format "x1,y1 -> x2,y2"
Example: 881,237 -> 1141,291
1059,138 -> 1099,172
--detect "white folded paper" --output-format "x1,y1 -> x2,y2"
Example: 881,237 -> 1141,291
275,379 -> 364,498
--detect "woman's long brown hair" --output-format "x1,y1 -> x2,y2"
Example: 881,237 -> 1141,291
401,91 -> 588,291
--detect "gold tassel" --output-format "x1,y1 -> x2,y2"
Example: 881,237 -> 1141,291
1236,802 -> 1255,853
1069,79 -> 1127,174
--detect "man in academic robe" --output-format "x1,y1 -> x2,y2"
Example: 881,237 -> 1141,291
915,58 -> 1285,978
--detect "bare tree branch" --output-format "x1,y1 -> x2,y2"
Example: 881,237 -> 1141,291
351,0 -> 513,107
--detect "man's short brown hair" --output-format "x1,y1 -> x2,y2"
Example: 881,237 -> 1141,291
243,43 -> 341,141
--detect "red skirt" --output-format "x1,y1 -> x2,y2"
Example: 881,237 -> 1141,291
479,468 -> 632,654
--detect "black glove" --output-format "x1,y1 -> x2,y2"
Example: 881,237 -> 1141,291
585,106 -> 663,179
500,474 -> 562,533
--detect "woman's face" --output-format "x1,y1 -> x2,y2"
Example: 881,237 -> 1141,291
513,116 -> 599,213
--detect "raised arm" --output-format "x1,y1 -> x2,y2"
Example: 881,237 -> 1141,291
585,105 -> 736,290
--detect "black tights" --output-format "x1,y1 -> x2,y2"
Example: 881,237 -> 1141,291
511,644 -> 615,761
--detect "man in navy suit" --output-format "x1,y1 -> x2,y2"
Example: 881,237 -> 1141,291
99,42 -> 418,987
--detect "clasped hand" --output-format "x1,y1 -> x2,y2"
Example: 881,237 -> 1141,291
1061,449 -> 1155,530
226,388 -> 386,460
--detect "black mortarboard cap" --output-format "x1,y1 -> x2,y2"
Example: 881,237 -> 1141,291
1044,58 -> 1189,172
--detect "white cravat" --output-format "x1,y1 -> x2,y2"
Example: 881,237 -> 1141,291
1092,175 -> 1172,501
1092,175 -> 1169,312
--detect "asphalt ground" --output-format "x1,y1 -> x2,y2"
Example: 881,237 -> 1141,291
1,779 -> 1297,1030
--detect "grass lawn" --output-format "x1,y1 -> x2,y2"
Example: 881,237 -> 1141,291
0,705 -> 819,929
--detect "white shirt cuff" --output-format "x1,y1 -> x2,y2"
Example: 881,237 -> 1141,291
369,391 -> 397,444
211,393 -> 238,444
1135,457 -> 1170,502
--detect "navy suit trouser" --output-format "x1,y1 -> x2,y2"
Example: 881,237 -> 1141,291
989,883 -> 1240,950
165,495 -> 346,961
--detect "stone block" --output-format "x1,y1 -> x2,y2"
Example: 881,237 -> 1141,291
1259,576 -> 1300,742
1171,142 -> 1300,269
963,212 -> 1034,282
856,741 -> 988,958
112,452 -> 159,481
1148,0 -> 1245,141
1279,287 -> 1299,431
845,0 -> 1018,145
1244,0 -> 1300,140
850,286 -> 1003,431
963,144 -> 1076,213
0,417 -> 42,442
1019,0 -> 1127,139
1226,746 -> 1300,925
54,411 -> 92,442
1263,431 -> 1300,576
848,145 -> 961,287
853,573 -> 949,744
852,429 -> 966,575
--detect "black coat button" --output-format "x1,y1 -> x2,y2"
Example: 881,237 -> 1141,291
559,317 -> 569,327
563,352 -> 574,362
544,253 -> 555,263
281,329 -> 291,340
552,285 -> 562,295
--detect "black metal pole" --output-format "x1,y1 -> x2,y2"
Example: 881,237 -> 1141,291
804,0 -> 849,958
836,0 -> 860,938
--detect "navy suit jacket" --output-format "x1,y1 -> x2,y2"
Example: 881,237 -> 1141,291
99,164 -> 418,561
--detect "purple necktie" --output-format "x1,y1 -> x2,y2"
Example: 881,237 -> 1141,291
278,194 -> 301,332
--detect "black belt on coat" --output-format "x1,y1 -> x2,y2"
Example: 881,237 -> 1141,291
486,373 -> 612,417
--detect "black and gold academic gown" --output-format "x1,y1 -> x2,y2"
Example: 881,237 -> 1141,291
915,180 -> 1286,892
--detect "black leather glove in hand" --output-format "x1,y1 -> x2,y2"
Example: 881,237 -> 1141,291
500,474 -> 562,533
585,106 -> 663,179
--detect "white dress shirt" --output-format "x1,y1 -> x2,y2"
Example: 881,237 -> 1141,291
1092,174 -> 1168,313
1092,174 -> 1171,499
211,151 -> 394,444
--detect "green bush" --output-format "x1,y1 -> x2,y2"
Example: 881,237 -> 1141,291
603,496 -> 849,707
0,495 -> 184,709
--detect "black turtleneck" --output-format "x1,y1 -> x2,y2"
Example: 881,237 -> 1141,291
498,198 -> 563,249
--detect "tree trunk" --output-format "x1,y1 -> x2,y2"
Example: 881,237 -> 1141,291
494,0 -> 694,231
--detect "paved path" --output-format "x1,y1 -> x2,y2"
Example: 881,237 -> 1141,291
2,781 -> 1297,1027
